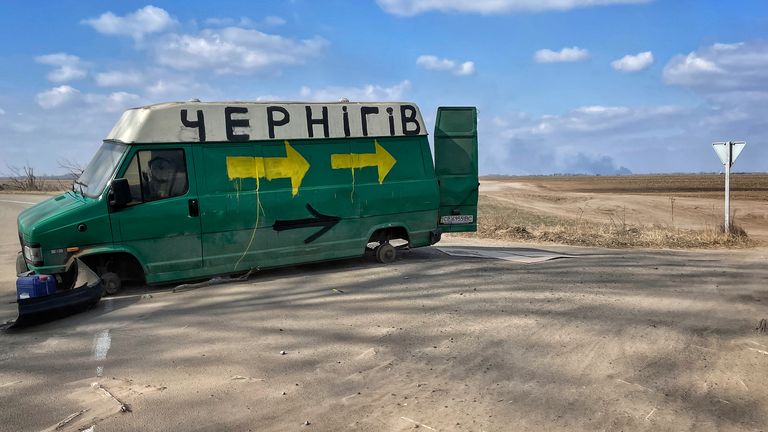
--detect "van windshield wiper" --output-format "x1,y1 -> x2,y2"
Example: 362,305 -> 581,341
73,180 -> 88,194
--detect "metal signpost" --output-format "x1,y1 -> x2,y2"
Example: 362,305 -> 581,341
712,141 -> 746,235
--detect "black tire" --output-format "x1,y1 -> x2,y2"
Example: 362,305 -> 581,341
101,272 -> 122,295
16,253 -> 28,275
375,243 -> 396,264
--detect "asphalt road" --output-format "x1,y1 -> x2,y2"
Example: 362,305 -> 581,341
0,194 -> 50,295
1,193 -> 768,431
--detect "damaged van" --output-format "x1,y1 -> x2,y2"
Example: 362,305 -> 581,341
16,101 -> 478,315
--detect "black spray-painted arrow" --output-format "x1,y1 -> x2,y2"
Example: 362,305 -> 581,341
273,204 -> 341,244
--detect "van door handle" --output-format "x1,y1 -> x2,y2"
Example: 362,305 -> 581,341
188,199 -> 199,217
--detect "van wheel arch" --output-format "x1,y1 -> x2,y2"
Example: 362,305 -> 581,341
78,252 -> 146,286
367,226 -> 410,247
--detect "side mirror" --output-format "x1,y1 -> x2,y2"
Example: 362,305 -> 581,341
109,178 -> 132,211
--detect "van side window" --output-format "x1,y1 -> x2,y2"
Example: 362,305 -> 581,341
122,149 -> 189,203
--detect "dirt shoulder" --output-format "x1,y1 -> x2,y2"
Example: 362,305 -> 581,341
2,240 -> 768,431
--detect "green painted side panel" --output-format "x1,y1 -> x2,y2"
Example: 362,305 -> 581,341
434,107 -> 479,233
191,136 -> 438,275
143,210 -> 438,284
353,137 -> 439,217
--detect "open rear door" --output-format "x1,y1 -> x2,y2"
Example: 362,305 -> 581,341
434,107 -> 479,233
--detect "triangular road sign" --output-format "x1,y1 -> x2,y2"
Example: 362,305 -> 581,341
732,141 -> 746,163
712,141 -> 746,166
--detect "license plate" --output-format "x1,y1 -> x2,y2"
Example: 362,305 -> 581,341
440,215 -> 474,224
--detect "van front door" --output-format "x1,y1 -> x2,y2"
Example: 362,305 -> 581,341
110,145 -> 203,282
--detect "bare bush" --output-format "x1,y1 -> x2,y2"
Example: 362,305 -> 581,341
1,164 -> 76,193
58,158 -> 85,179
57,158 -> 86,191
718,222 -> 749,238
3,164 -> 41,191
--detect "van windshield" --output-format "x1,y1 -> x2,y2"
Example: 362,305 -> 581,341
76,142 -> 128,198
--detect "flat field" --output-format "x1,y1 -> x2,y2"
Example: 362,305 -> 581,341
483,174 -> 768,200
0,178 -> 71,193
474,174 -> 768,246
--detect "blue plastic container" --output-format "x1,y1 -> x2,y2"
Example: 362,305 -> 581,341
16,274 -> 57,300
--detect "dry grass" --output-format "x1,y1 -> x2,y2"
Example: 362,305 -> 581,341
467,195 -> 757,249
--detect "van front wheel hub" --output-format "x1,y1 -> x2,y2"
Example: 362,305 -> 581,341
101,272 -> 122,295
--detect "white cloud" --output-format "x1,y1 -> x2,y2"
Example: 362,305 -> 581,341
0,108 -> 5,115
483,104 -> 691,175
505,105 -> 683,137
663,41 -> 768,94
36,85 -> 142,112
534,47 -> 590,63
205,16 -> 286,28
664,53 -> 724,84
573,105 -> 631,115
36,85 -> 81,109
254,95 -> 283,102
263,16 -> 287,26
153,27 -> 327,74
35,53 -> 80,66
657,41 -> 768,168
47,66 -> 87,83
483,87 -> 768,175
144,79 -> 204,98
299,80 -> 412,102
35,53 -> 87,82
611,51 -> 654,72
84,91 -> 142,112
95,70 -> 144,87
93,68 -> 215,99
0,101 -> 144,174
417,55 -> 476,76
417,55 -> 453,71
378,0 -> 651,16
82,5 -> 177,40
456,62 -> 476,75
204,17 -> 252,27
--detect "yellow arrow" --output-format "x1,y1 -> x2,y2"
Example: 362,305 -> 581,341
226,141 -> 309,197
331,140 -> 397,184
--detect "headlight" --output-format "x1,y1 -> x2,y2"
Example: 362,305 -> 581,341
23,245 -> 43,265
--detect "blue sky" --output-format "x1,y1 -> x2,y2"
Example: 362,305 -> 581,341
1,0 -> 766,174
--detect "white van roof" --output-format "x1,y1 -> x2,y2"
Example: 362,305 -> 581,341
106,101 -> 427,144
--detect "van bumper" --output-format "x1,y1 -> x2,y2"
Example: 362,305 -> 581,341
25,263 -> 68,276
17,282 -> 104,322
15,259 -> 104,326
429,229 -> 442,245
16,252 -> 28,275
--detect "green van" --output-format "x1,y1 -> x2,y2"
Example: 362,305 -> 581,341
17,101 -> 478,297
